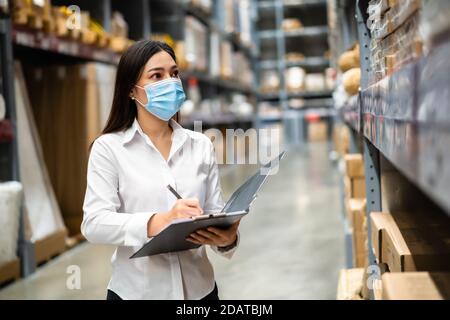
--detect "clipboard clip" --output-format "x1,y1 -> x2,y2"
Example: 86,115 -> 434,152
192,212 -> 226,220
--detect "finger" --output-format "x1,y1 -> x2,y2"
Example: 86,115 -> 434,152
190,233 -> 213,245
183,198 -> 202,210
207,227 -> 228,237
180,207 -> 202,216
196,230 -> 221,241
186,237 -> 201,245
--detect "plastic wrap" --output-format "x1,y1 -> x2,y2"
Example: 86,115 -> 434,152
0,182 -> 22,265
305,73 -> 326,91
419,0 -> 450,52
372,14 -> 421,80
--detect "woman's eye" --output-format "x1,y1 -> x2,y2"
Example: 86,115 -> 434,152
151,73 -> 161,80
172,71 -> 179,78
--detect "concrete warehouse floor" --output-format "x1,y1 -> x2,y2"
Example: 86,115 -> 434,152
0,142 -> 345,299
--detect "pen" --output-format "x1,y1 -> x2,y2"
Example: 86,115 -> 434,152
167,184 -> 182,199
167,184 -> 206,218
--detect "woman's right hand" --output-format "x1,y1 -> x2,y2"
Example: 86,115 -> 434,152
164,198 -> 204,221
147,198 -> 203,237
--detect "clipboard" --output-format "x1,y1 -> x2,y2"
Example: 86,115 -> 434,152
130,151 -> 286,258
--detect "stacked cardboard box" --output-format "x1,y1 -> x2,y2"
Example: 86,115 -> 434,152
185,16 -> 208,72
347,199 -> 368,268
343,154 -> 366,199
220,41 -> 233,80
15,63 -> 68,263
260,70 -> 280,94
343,154 -> 368,268
367,0 -> 423,83
382,272 -> 450,300
370,211 -> 450,272
24,63 -> 114,236
336,268 -> 365,300
308,121 -> 328,143
12,0 -> 52,30
333,124 -> 350,156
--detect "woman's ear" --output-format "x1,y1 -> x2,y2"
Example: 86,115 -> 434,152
129,87 -> 136,100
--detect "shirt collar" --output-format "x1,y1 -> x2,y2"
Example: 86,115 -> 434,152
122,118 -> 187,148
122,118 -> 140,145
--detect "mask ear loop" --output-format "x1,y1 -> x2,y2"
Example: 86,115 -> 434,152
132,85 -> 147,107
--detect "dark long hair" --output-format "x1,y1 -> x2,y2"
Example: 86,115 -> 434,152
101,40 -> 177,135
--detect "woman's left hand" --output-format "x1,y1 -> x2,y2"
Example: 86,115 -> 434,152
186,220 -> 240,248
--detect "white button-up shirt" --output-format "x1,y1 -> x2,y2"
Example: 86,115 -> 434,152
81,118 -> 238,300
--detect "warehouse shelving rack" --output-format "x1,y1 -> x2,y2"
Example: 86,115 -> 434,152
9,0 -> 259,128
336,0 -> 450,299
256,0 -> 333,144
0,0 -> 260,280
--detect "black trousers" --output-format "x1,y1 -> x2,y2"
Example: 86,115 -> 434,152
107,283 -> 219,300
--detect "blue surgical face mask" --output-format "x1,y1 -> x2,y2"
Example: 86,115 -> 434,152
134,78 -> 186,121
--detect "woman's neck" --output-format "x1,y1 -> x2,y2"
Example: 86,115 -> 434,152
137,110 -> 172,141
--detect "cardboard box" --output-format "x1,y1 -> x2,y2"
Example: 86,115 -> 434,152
382,272 -> 450,300
24,64 -> 108,237
353,252 -> 368,268
373,279 -> 383,300
344,176 -> 366,199
370,212 -> 396,262
333,125 -> 351,155
343,176 -> 351,199
353,177 -> 366,198
382,226 -> 450,272
336,268 -> 365,300
347,198 -> 367,231
391,211 -> 450,229
308,121 -> 328,142
376,211 -> 450,272
344,154 -> 365,177
353,231 -> 368,255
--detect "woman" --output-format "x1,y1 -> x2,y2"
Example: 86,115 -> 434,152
81,40 -> 240,300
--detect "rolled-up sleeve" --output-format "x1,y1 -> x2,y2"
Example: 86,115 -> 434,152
203,139 -> 240,259
81,140 -> 155,247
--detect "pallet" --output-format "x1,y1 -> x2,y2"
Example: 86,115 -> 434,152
34,229 -> 67,265
0,258 -> 21,286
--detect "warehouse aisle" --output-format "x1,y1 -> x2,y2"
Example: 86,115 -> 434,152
212,142 -> 345,299
0,143 -> 344,300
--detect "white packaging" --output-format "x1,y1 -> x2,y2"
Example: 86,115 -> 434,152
285,67 -> 306,92
305,73 -> 326,91
210,31 -> 221,77
0,181 -> 23,265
